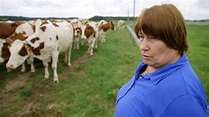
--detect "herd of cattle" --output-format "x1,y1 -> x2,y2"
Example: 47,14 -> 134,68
0,19 -> 126,83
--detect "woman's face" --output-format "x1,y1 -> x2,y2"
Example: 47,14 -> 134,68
138,31 -> 180,69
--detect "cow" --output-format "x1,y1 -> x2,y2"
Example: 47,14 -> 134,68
0,21 -> 24,64
73,27 -> 82,49
5,20 -> 36,72
98,20 -> 108,26
80,21 -> 100,55
6,19 -> 74,83
71,19 -> 83,49
98,20 -> 116,43
118,20 -> 125,30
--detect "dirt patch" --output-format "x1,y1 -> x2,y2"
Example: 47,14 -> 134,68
60,51 -> 90,77
0,52 -> 91,116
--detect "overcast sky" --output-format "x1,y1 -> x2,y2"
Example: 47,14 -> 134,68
0,0 -> 209,20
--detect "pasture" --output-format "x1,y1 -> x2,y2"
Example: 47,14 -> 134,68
0,20 -> 208,116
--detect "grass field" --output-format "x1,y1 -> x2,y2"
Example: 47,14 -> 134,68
0,21 -> 208,116
186,25 -> 209,100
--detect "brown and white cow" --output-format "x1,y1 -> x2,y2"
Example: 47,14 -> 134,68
0,21 -> 19,62
0,21 -> 36,72
80,21 -> 100,55
0,21 -> 25,63
98,20 -> 116,43
6,19 -> 74,83
118,20 -> 125,30
98,20 -> 108,26
5,20 -> 36,72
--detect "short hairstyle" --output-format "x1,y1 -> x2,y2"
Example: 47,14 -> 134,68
135,4 -> 188,54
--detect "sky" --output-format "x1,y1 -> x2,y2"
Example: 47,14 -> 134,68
0,0 -> 209,20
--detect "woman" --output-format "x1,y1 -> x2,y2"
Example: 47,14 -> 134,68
114,4 -> 207,117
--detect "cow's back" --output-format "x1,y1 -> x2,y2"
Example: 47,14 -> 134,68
0,22 -> 17,39
27,20 -> 74,56
56,22 -> 74,52
7,21 -> 35,41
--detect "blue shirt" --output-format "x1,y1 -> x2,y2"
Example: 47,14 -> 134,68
114,54 -> 207,117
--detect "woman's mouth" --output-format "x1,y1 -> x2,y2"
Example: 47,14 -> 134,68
142,54 -> 151,60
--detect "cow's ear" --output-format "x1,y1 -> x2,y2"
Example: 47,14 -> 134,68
35,19 -> 42,30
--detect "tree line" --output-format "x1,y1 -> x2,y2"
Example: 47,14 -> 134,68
0,15 -> 136,21
1,15 -> 208,22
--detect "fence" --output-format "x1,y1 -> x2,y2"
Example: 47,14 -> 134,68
127,24 -> 139,46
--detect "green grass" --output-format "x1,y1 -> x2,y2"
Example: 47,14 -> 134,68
0,21 -> 208,116
51,28 -> 140,116
186,25 -> 209,100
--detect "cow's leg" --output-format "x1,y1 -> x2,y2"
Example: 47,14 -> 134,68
100,34 -> 103,43
21,62 -> 26,72
51,51 -> 59,83
101,33 -> 105,43
42,60 -> 49,79
76,42 -> 79,49
94,36 -> 99,49
81,39 -> 84,45
103,33 -> 106,43
30,63 -> 35,73
78,37 -> 81,49
29,57 -> 35,72
64,50 -> 68,63
73,42 -> 76,49
67,43 -> 73,66
94,41 -> 98,49
76,37 -> 80,49
89,38 -> 96,55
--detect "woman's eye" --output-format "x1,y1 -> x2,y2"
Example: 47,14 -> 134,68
150,36 -> 157,39
138,35 -> 144,39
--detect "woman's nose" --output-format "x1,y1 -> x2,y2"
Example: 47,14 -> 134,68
139,38 -> 149,51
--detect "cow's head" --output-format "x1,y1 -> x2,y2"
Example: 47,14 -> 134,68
1,21 -> 36,63
80,22 -> 87,39
74,27 -> 81,38
85,24 -> 96,39
109,21 -> 116,30
6,40 -> 31,69
81,21 -> 96,39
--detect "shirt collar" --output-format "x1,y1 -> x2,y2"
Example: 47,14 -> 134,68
135,54 -> 188,85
